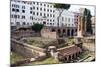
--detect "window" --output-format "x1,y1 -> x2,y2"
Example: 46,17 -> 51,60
16,5 -> 19,8
37,7 -> 39,10
12,4 -> 14,7
16,22 -> 20,25
40,13 -> 42,16
37,2 -> 39,5
22,10 -> 25,13
33,7 -> 35,9
30,11 -> 32,14
47,19 -> 49,21
47,14 -> 49,17
22,6 -> 25,9
33,12 -> 35,15
40,8 -> 42,11
33,2 -> 35,4
29,2 -> 32,5
68,18 -> 70,22
30,7 -> 32,10
11,15 -> 13,18
22,1 -> 26,4
44,4 -> 46,6
50,10 -> 52,12
17,1 -> 20,3
23,22 -> 26,25
12,8 -> 15,11
14,15 -> 17,18
53,19 -> 55,22
50,5 -> 52,8
40,3 -> 42,6
22,15 -> 25,19
30,23 -> 32,25
44,8 -> 46,11
53,15 -> 55,17
37,12 -> 39,15
50,23 -> 52,25
32,17 -> 33,20
50,14 -> 52,17
44,13 -> 46,16
27,23 -> 29,25
43,21 -> 46,24
33,22 -> 35,24
16,9 -> 19,12
50,19 -> 52,22
47,5 -> 49,7
11,22 -> 13,25
53,10 -> 55,13
30,16 -> 33,20
13,4 -> 15,7
47,9 -> 49,12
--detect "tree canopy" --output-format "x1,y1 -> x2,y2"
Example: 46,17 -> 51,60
83,8 -> 92,34
54,4 -> 70,10
32,23 -> 44,32
53,4 -> 70,27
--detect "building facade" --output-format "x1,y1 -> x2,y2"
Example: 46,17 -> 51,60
10,0 -> 77,27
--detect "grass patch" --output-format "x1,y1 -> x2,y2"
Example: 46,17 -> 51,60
10,51 -> 25,64
25,37 -> 57,48
32,57 -> 62,65
79,51 -> 88,59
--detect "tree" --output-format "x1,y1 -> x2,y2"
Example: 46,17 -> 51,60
54,4 -> 70,27
83,8 -> 92,34
32,23 -> 44,32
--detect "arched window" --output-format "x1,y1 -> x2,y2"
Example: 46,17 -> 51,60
63,29 -> 66,33
67,29 -> 70,36
58,29 -> 61,33
71,29 -> 74,36
52,29 -> 55,32
23,22 -> 26,25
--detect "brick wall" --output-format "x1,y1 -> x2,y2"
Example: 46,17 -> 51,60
41,28 -> 58,39
11,39 -> 46,58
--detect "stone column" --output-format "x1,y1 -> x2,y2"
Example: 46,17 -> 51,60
84,16 -> 87,35
77,16 -> 83,37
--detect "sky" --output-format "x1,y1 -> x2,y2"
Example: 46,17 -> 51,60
68,4 -> 95,16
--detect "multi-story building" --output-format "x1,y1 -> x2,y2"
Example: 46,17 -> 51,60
11,0 -> 56,27
10,0 -> 76,27
10,0 -> 79,37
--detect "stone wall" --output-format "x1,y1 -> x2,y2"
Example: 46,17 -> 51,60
11,30 -> 41,39
41,28 -> 58,39
11,39 -> 46,58
44,26 -> 77,37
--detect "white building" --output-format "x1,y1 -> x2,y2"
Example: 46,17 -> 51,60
10,0 -> 76,28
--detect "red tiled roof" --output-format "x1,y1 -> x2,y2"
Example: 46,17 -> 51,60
58,45 -> 82,56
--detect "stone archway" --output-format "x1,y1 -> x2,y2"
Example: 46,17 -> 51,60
58,29 -> 61,34
67,29 -> 70,36
71,29 -> 74,36
72,54 -> 75,59
63,29 -> 66,33
68,55 -> 71,61
52,29 -> 55,32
